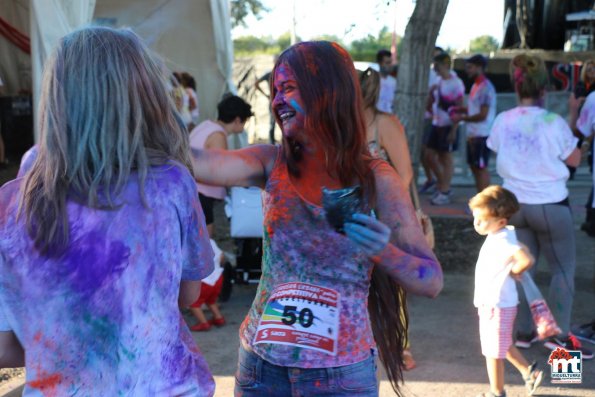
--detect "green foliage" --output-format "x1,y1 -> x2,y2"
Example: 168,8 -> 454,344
233,35 -> 275,54
230,0 -> 269,28
233,31 -> 302,57
233,26 -> 401,61
469,35 -> 499,54
350,26 -> 395,61
277,31 -> 299,52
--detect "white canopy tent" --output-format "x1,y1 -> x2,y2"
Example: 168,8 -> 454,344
0,0 -> 234,141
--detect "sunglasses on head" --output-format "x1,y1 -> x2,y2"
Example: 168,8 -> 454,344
359,67 -> 375,82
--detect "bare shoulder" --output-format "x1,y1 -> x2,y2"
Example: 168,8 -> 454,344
377,113 -> 404,132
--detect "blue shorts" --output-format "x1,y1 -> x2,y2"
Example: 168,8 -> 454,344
235,346 -> 379,396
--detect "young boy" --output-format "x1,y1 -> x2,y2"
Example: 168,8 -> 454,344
189,239 -> 226,332
469,186 -> 543,397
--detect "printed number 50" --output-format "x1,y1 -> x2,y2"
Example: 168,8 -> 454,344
282,306 -> 314,328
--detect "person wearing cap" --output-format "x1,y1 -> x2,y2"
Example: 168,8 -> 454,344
452,54 -> 497,192
189,95 -> 253,236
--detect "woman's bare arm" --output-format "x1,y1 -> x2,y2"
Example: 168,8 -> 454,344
379,114 -> 413,189
0,331 -> 24,368
179,281 -> 201,308
371,163 -> 443,298
564,147 -> 581,168
191,144 -> 278,189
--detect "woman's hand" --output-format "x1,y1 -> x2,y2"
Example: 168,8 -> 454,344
344,213 -> 391,257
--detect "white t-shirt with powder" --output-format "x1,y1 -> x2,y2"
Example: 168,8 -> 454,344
577,92 -> 595,207
487,106 -> 578,204
474,226 -> 521,308
202,239 -> 224,286
432,73 -> 465,127
377,75 -> 397,113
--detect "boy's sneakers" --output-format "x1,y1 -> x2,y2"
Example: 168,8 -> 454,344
419,179 -> 437,195
431,191 -> 451,205
524,362 -> 543,396
544,333 -> 594,359
572,320 -> 595,344
515,331 -> 539,349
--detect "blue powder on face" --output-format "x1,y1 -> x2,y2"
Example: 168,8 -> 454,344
290,99 -> 305,115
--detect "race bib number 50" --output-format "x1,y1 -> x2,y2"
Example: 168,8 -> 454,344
253,282 -> 340,355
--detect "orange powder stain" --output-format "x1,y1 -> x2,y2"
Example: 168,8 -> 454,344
264,170 -> 294,237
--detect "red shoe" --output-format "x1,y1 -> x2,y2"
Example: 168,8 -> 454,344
210,317 -> 226,327
190,322 -> 211,332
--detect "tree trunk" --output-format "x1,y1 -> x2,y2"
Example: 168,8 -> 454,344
395,0 -> 449,185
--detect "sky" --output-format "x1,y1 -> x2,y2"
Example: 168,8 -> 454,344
232,0 -> 505,51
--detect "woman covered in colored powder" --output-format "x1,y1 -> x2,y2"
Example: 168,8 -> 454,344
191,41 -> 443,396
487,54 -> 592,360
0,27 -> 216,396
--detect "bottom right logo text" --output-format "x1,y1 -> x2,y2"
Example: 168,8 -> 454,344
548,347 -> 582,384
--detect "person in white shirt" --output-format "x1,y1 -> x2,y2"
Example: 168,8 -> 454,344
375,49 -> 397,113
572,90 -> 595,237
419,46 -> 445,195
188,239 -> 227,332
426,52 -> 465,205
0,74 -> 6,168
468,186 -> 542,397
189,95 -> 253,236
488,54 -> 593,360
452,54 -> 497,192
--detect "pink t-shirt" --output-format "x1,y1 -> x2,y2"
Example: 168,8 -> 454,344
189,120 -> 227,200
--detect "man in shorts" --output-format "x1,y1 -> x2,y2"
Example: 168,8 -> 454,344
452,54 -> 497,192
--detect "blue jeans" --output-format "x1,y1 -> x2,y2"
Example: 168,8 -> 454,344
234,346 -> 379,397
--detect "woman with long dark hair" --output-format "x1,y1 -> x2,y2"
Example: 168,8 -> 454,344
0,27 -> 215,395
191,41 -> 442,396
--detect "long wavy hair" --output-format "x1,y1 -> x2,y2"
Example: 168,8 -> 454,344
19,26 -> 191,255
580,59 -> 595,87
359,67 -> 381,112
272,41 -> 408,395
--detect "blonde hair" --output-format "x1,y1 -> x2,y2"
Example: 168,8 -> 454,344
469,185 -> 520,220
510,53 -> 548,99
359,67 -> 381,111
580,59 -> 595,85
20,26 -> 191,254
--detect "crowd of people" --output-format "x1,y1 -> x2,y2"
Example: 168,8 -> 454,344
0,25 -> 593,397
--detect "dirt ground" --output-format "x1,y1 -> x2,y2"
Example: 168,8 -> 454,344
1,165 -> 594,397
185,196 -> 595,397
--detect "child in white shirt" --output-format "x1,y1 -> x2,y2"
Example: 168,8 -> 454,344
469,186 -> 543,397
189,239 -> 226,331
